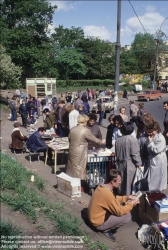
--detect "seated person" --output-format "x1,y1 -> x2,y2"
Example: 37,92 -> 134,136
43,108 -> 57,130
88,169 -> 139,241
26,127 -> 47,153
11,122 -> 28,153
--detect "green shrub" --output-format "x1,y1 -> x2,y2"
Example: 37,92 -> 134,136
0,220 -> 22,250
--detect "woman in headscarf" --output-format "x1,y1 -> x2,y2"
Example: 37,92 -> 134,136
11,122 -> 28,153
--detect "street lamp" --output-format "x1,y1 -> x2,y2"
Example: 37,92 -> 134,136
153,17 -> 168,89
153,38 -> 159,90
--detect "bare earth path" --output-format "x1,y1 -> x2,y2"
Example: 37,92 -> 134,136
2,105 -> 164,250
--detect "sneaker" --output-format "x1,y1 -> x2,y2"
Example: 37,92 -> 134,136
98,231 -> 116,242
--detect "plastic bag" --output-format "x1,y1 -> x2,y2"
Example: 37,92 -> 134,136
132,167 -> 144,193
138,224 -> 152,243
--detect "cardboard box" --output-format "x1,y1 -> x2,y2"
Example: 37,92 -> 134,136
138,207 -> 153,225
139,194 -> 146,211
56,173 -> 81,198
145,201 -> 168,222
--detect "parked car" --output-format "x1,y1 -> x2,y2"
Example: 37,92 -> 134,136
92,96 -> 114,113
137,90 -> 163,102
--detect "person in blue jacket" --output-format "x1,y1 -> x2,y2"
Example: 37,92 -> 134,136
26,127 -> 47,153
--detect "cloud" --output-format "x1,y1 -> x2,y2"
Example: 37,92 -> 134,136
49,1 -> 76,12
83,25 -> 111,40
122,12 -> 167,37
145,5 -> 156,12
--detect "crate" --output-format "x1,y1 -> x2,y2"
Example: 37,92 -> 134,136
86,154 -> 116,189
56,173 -> 81,198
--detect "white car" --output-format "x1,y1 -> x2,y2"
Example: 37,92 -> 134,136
92,96 -> 114,113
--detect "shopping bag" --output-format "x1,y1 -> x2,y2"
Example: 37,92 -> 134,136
133,167 -> 144,185
132,167 -> 144,194
134,168 -> 149,192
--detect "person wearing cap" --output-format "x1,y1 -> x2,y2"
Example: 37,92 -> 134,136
43,108 -> 57,129
11,122 -> 28,153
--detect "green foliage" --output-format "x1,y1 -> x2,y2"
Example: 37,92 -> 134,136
0,220 -> 22,250
0,0 -> 57,81
1,153 -> 45,191
120,50 -> 139,74
1,153 -> 108,250
0,45 -> 22,88
130,32 -> 164,74
57,79 -> 115,88
56,213 -> 83,236
55,48 -> 86,79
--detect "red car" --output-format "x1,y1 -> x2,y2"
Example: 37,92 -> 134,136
137,90 -> 163,102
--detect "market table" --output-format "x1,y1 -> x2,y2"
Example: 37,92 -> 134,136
45,137 -> 69,174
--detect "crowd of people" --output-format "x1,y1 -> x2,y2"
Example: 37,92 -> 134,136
8,88 -> 168,241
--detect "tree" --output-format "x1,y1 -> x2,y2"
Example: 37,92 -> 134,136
54,48 -> 86,80
131,32 -> 156,74
0,45 -> 22,88
120,50 -> 139,74
0,0 -> 57,83
52,25 -> 85,49
78,37 -> 115,79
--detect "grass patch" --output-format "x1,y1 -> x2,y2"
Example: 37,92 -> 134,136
0,103 -> 8,112
1,153 -> 45,191
0,220 -> 22,250
1,153 -> 108,250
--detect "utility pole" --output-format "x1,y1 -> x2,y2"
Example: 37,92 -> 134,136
153,39 -> 159,90
113,0 -> 121,115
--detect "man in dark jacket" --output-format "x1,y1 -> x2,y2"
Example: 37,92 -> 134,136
19,100 -> 28,128
26,127 -> 47,152
56,100 -> 68,137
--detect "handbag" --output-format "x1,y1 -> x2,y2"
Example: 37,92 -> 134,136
103,113 -> 106,119
134,168 -> 149,192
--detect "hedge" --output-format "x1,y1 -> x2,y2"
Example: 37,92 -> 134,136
56,79 -> 115,87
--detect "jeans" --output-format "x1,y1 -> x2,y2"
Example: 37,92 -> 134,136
34,111 -> 37,120
11,110 -> 17,121
57,123 -> 69,137
99,111 -> 104,125
21,116 -> 27,128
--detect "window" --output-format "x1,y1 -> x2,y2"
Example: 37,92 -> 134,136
166,76 -> 168,80
158,57 -> 162,67
166,58 -> 168,67
47,83 -> 51,91
159,76 -> 162,79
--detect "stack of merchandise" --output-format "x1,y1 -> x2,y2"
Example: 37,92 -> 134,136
159,221 -> 168,240
154,198 -> 168,213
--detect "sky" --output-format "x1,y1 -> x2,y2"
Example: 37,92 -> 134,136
48,0 -> 168,46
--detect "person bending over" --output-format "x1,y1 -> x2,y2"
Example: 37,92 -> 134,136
26,127 -> 47,153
